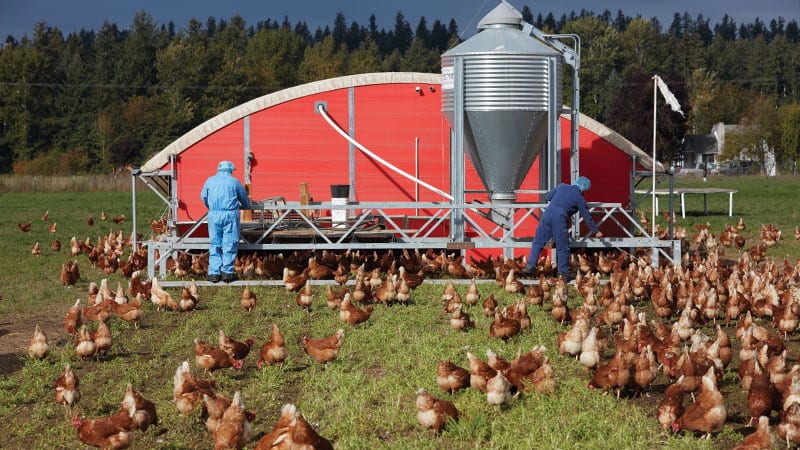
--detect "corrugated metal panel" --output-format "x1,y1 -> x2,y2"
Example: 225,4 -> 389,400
142,72 -> 441,172
172,82 -> 458,223
247,89 -> 351,204
442,56 -> 557,111
350,82 -> 448,206
442,23 -> 560,57
560,116 -> 632,207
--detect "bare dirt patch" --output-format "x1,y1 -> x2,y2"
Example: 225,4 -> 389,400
0,313 -> 69,375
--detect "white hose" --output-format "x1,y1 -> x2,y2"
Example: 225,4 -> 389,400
317,104 -> 453,201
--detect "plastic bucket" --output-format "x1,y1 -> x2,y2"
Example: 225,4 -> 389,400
330,184 -> 350,198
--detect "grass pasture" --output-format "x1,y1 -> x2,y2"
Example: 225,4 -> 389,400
0,176 -> 799,449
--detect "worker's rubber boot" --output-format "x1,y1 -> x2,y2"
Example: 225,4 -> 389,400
221,273 -> 239,283
558,271 -> 576,283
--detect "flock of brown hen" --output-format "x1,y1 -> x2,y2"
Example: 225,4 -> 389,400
37,261 -> 343,448
22,209 -> 800,448
409,217 -> 800,447
535,216 -> 800,449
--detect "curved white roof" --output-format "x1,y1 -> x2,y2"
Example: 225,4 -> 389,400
141,71 -> 661,173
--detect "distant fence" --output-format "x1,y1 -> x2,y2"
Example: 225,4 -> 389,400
0,174 -> 142,193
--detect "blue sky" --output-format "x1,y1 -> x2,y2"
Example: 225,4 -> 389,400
2,0 -> 799,41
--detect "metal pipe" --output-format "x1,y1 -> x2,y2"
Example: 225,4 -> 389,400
668,168 -> 674,239
630,155 -> 636,213
348,88 -> 356,202
651,77 -> 658,237
317,103 -> 453,201
450,57 -> 465,243
131,169 -> 138,250
415,136 -> 419,215
243,115 -> 251,186
169,154 -> 178,236
524,27 -> 582,238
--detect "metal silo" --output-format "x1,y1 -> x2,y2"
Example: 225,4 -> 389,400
442,0 -> 565,204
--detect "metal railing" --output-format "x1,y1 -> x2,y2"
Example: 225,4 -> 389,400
144,200 -> 680,280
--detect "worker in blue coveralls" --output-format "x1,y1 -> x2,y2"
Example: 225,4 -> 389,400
201,161 -> 251,283
521,176 -> 602,282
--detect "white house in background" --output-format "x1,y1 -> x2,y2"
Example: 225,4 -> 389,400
681,123 -> 733,169
681,122 -> 776,176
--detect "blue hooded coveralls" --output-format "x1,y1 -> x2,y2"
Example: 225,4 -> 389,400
527,183 -> 599,274
201,169 -> 251,276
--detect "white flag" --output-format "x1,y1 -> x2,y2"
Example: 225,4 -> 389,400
654,75 -> 684,117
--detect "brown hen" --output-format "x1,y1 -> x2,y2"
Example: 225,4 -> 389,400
258,324 -> 288,368
121,383 -> 158,432
255,403 -> 333,449
673,366 -> 727,438
218,330 -> 254,362
28,324 -> 49,360
339,293 -> 374,326
173,360 -> 217,415
213,391 -> 253,450
588,347 -> 631,399
194,338 -> 241,374
436,360 -> 470,394
415,388 -> 459,433
55,363 -> 80,415
301,329 -> 344,365
72,410 -> 133,449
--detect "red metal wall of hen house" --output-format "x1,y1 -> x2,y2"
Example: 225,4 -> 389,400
560,117 -> 634,206
172,122 -> 245,224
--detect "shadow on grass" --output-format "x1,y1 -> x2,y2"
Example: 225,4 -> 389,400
0,353 -> 24,375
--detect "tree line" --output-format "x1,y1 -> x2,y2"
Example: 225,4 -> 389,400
0,6 -> 798,174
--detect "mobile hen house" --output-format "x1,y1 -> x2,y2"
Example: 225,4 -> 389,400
135,3 -> 676,279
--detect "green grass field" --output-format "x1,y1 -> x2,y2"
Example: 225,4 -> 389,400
0,176 -> 797,449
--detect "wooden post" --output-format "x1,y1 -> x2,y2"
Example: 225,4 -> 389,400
299,182 -> 311,217
240,183 -> 254,222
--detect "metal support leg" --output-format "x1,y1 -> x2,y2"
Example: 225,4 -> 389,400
681,193 -> 686,218
729,192 -> 734,216
672,241 -> 681,267
147,245 -> 155,279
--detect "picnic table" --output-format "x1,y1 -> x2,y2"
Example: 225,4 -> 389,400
635,187 -> 737,218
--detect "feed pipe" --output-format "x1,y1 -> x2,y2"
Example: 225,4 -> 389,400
316,103 -> 453,201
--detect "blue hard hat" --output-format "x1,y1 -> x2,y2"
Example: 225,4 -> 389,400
217,161 -> 235,173
573,176 -> 591,192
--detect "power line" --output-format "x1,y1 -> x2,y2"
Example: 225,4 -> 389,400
0,81 -> 284,91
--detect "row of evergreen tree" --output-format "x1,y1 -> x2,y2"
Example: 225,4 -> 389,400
0,6 -> 798,174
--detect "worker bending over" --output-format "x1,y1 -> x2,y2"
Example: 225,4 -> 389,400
521,176 -> 602,282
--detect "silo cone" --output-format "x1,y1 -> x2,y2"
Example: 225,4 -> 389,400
442,0 -> 563,203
